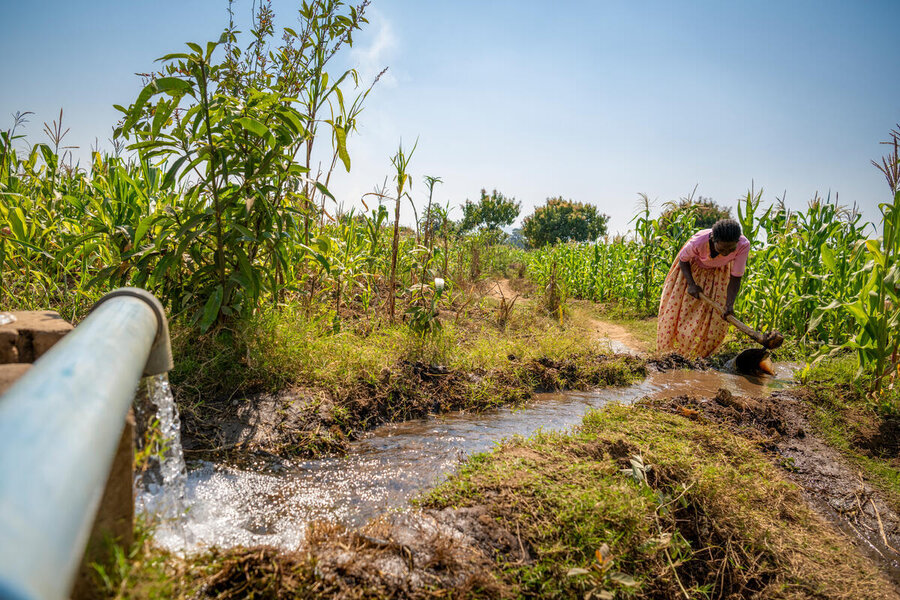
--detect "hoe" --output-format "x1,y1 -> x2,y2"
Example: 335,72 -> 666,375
699,292 -> 785,376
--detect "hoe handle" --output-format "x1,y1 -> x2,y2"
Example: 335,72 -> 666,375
697,292 -> 767,345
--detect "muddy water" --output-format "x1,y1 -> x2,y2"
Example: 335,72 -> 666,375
149,363 -> 796,554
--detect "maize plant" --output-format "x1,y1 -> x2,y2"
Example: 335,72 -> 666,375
811,127 -> 900,400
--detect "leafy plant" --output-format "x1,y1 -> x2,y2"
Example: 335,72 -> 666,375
657,186 -> 732,233
406,277 -> 445,336
458,188 -> 520,234
811,127 -> 900,403
113,1 -> 368,329
387,139 -> 417,322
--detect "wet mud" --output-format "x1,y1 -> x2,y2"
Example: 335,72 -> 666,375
159,347 -> 900,596
647,387 -> 900,586
647,351 -> 711,371
180,353 -> 646,462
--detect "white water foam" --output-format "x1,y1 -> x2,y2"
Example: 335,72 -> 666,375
134,373 -> 193,549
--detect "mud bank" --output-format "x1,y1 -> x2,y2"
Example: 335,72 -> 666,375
167,403 -> 898,599
190,507 -> 518,599
646,388 -> 900,587
179,352 -> 647,461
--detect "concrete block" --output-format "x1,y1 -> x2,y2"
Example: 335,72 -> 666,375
0,311 -> 73,363
0,363 -> 30,395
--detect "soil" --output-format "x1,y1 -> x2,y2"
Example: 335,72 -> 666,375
483,278 -> 520,303
180,352 -> 646,462
645,388 -> 900,587
585,317 -> 648,355
647,352 -> 711,371
194,506 -> 519,599
857,415 -> 900,463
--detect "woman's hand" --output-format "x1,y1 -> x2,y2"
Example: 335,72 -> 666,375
722,304 -> 734,320
687,283 -> 702,299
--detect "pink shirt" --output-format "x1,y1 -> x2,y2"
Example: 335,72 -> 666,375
677,229 -> 750,277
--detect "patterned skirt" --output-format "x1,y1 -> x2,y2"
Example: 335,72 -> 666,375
656,259 -> 730,358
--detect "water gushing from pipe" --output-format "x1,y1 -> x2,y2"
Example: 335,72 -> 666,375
133,373 -> 192,547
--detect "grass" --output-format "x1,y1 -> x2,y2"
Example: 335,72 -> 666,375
171,294 -> 619,400
170,294 -> 647,458
796,354 -> 900,511
422,404 -> 897,599
85,518 -> 189,599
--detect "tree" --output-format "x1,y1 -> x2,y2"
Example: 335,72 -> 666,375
658,196 -> 732,233
508,228 -> 527,249
522,197 -> 609,248
459,189 -> 520,233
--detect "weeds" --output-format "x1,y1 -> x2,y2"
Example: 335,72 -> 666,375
423,405 -> 897,599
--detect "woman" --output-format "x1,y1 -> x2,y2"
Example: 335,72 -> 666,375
657,219 -> 750,358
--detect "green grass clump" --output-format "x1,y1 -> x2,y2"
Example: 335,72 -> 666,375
170,299 -> 643,404
423,404 -> 895,599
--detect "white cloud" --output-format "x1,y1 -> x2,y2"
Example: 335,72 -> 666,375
351,9 -> 398,88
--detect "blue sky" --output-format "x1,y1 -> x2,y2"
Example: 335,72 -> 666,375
2,0 -> 898,234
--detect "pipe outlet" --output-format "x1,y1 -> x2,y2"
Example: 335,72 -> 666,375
90,288 -> 174,376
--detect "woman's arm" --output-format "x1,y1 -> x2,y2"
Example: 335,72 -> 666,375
724,275 -> 742,318
679,260 -> 701,298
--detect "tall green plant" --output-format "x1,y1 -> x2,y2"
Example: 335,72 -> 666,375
631,194 -> 658,313
114,1 -> 368,329
814,127 -> 900,399
387,140 -> 416,323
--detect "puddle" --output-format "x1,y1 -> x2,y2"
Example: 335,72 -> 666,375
147,362 -> 797,554
646,361 -> 796,399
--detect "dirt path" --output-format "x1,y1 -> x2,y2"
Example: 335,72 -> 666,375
483,278 -> 519,302
584,317 -> 649,355
484,279 -> 649,356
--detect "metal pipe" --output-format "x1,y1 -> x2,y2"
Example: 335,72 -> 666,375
0,289 -> 172,600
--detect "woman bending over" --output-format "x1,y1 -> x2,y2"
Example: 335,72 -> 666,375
657,219 -> 749,358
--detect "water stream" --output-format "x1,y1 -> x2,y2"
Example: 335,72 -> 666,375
139,362 -> 796,554
133,374 -> 193,546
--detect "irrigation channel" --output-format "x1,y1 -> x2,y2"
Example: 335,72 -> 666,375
136,348 -> 797,555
